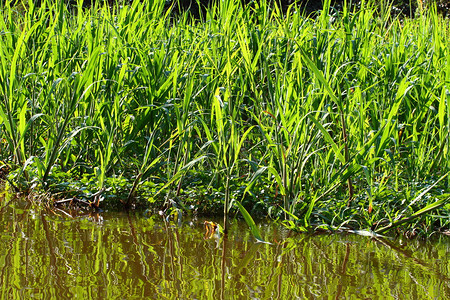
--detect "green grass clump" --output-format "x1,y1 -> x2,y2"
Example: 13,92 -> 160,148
0,0 -> 449,236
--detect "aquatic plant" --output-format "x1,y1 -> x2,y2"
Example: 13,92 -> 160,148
0,0 -> 449,236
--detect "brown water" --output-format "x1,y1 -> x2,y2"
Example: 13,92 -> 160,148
0,193 -> 449,299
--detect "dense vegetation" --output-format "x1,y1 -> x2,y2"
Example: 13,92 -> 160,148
0,0 -> 449,236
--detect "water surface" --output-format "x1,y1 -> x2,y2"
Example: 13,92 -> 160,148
0,193 -> 449,299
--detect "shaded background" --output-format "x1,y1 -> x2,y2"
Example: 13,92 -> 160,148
2,0 -> 449,18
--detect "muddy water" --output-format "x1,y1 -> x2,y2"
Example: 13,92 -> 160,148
0,194 -> 449,299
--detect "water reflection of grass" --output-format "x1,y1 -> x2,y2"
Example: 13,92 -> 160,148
2,200 -> 449,298
9,191 -> 450,296
0,0 -> 449,236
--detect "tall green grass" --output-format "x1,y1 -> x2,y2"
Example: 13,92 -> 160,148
0,0 -> 448,235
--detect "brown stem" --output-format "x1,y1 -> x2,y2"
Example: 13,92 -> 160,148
223,176 -> 230,234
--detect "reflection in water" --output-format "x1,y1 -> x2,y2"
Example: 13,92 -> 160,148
0,193 -> 449,299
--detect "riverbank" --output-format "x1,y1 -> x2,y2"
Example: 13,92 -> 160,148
0,0 -> 449,237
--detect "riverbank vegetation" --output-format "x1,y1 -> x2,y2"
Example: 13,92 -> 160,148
0,0 -> 449,237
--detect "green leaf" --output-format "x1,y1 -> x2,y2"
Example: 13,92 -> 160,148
307,114 -> 346,164
235,201 -> 270,244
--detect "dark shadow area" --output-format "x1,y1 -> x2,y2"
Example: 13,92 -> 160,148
2,0 -> 449,18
